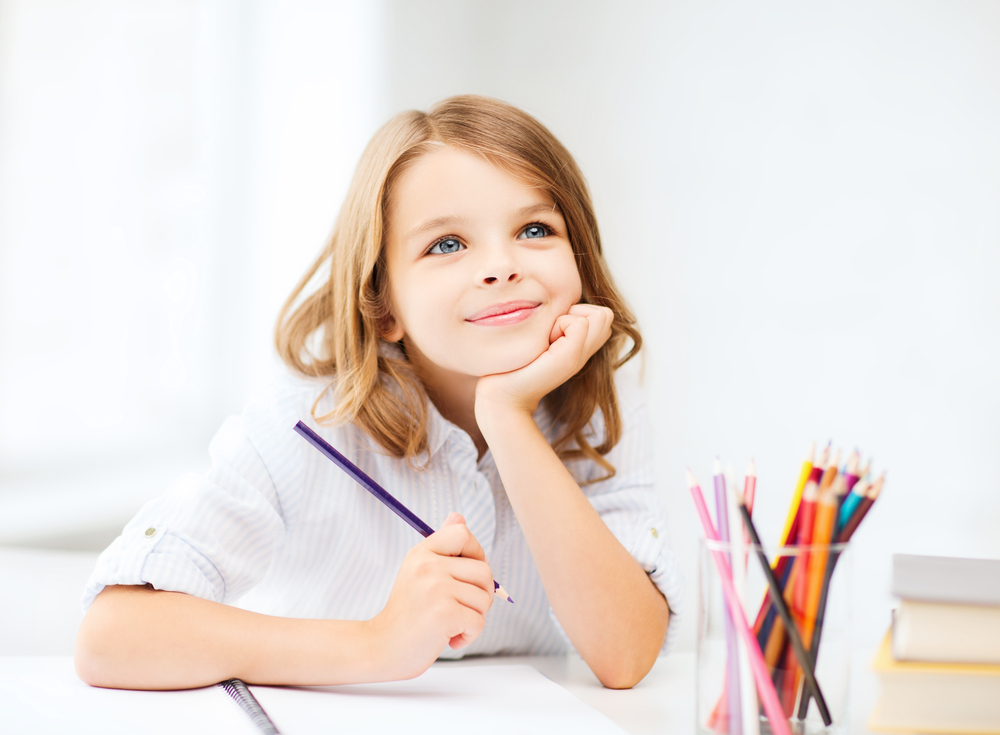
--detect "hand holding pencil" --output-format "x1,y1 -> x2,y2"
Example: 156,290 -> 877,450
371,511 -> 497,681
293,421 -> 510,682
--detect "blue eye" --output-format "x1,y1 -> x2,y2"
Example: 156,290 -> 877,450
520,224 -> 550,239
428,237 -> 465,255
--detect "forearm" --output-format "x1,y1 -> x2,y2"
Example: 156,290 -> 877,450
75,585 -> 377,690
480,408 -> 669,688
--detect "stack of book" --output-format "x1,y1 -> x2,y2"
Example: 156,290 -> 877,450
870,554 -> 1000,733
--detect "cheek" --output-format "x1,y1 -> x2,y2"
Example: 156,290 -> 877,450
554,256 -> 584,308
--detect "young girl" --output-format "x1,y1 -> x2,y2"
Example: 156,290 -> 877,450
75,95 -> 682,691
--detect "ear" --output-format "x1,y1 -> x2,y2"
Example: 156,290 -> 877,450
379,312 -> 405,342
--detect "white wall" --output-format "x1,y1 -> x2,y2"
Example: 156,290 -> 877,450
382,0 -> 1000,651
0,0 -> 384,546
2,0 -> 998,654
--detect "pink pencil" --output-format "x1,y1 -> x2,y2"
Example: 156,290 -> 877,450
688,469 -> 792,735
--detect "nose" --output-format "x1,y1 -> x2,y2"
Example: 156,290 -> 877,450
481,244 -> 520,285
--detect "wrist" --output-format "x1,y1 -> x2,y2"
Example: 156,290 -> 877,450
474,385 -> 536,424
474,394 -> 542,445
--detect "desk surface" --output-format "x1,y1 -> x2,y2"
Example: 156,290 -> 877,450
2,652 -> 883,735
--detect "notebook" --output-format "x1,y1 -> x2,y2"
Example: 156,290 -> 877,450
4,658 -> 629,735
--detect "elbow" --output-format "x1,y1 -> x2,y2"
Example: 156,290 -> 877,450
595,653 -> 657,690
75,606 -> 122,688
75,623 -> 111,687
595,602 -> 669,690
74,585 -> 137,689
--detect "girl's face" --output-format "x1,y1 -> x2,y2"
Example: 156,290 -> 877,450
383,145 -> 583,380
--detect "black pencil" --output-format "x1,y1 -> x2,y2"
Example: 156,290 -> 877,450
737,501 -> 832,727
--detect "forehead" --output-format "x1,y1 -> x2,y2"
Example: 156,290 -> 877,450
387,146 -> 557,231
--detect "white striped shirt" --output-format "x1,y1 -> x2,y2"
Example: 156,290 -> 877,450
82,370 -> 683,656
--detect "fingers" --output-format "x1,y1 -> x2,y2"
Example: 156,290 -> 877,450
568,304 -> 614,352
425,517 -> 486,562
547,305 -> 614,369
442,556 -> 495,609
447,604 -> 488,649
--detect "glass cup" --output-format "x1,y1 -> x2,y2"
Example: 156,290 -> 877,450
696,538 -> 853,735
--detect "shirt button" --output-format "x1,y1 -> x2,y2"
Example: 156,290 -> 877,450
145,527 -> 157,537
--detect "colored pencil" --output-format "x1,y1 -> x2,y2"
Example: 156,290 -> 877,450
727,465 -> 759,735
779,442 -> 815,549
804,478 -> 841,645
715,460 -> 742,735
744,460 -> 757,515
781,443 -> 828,567
688,470 -> 792,735
843,450 -> 861,491
294,421 -> 514,603
791,479 -> 820,619
797,473 -> 884,720
836,474 -> 868,532
836,473 -> 883,543
737,501 -> 832,726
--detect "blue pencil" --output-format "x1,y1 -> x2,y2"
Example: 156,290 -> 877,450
293,421 -> 513,603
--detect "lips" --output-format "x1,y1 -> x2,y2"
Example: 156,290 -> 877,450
466,300 -> 540,325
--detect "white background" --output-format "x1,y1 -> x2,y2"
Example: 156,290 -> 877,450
1,0 -> 998,652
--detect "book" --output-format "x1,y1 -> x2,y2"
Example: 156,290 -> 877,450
892,554 -> 1000,605
892,599 -> 1000,664
870,632 -> 1000,734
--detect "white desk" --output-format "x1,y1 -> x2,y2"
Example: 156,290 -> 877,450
2,651 -> 882,734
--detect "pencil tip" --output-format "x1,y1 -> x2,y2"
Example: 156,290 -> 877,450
713,458 -> 722,474
685,468 -> 699,488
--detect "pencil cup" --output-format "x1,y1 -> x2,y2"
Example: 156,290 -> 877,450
695,538 -> 853,735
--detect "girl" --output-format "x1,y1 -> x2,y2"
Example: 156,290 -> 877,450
75,95 -> 682,691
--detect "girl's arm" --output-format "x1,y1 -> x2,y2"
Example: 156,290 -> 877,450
475,305 -> 670,690
75,514 -> 494,690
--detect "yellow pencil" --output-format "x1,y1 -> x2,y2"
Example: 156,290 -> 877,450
779,441 -> 816,545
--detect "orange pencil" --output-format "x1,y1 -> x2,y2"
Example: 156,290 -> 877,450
818,447 -> 841,493
804,476 -> 841,643
790,476 -> 841,707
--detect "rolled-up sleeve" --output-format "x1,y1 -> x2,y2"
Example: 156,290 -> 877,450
81,415 -> 286,612
552,380 -> 685,654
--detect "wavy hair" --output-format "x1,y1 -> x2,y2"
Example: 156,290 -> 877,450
275,95 -> 641,478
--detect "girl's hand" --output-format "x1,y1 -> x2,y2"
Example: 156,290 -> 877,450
475,304 -> 614,418
368,512 -> 494,681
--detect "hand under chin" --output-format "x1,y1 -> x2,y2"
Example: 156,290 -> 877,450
476,337 -> 551,377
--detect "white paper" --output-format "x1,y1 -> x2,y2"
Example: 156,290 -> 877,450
250,664 -> 629,734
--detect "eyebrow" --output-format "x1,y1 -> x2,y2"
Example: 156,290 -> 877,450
402,203 -> 561,245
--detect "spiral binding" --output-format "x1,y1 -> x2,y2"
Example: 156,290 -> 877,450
218,678 -> 282,735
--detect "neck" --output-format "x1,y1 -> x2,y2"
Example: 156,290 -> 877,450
404,341 -> 487,460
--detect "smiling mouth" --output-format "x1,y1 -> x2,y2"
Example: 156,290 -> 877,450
466,301 -> 540,326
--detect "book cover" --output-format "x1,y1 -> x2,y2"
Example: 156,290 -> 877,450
892,599 -> 1000,664
870,632 -> 1000,734
892,554 -> 1000,606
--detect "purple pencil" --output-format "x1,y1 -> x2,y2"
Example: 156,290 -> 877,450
714,459 -> 742,735
294,421 -> 513,603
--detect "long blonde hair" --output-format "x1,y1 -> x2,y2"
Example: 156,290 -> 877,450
275,95 -> 641,477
